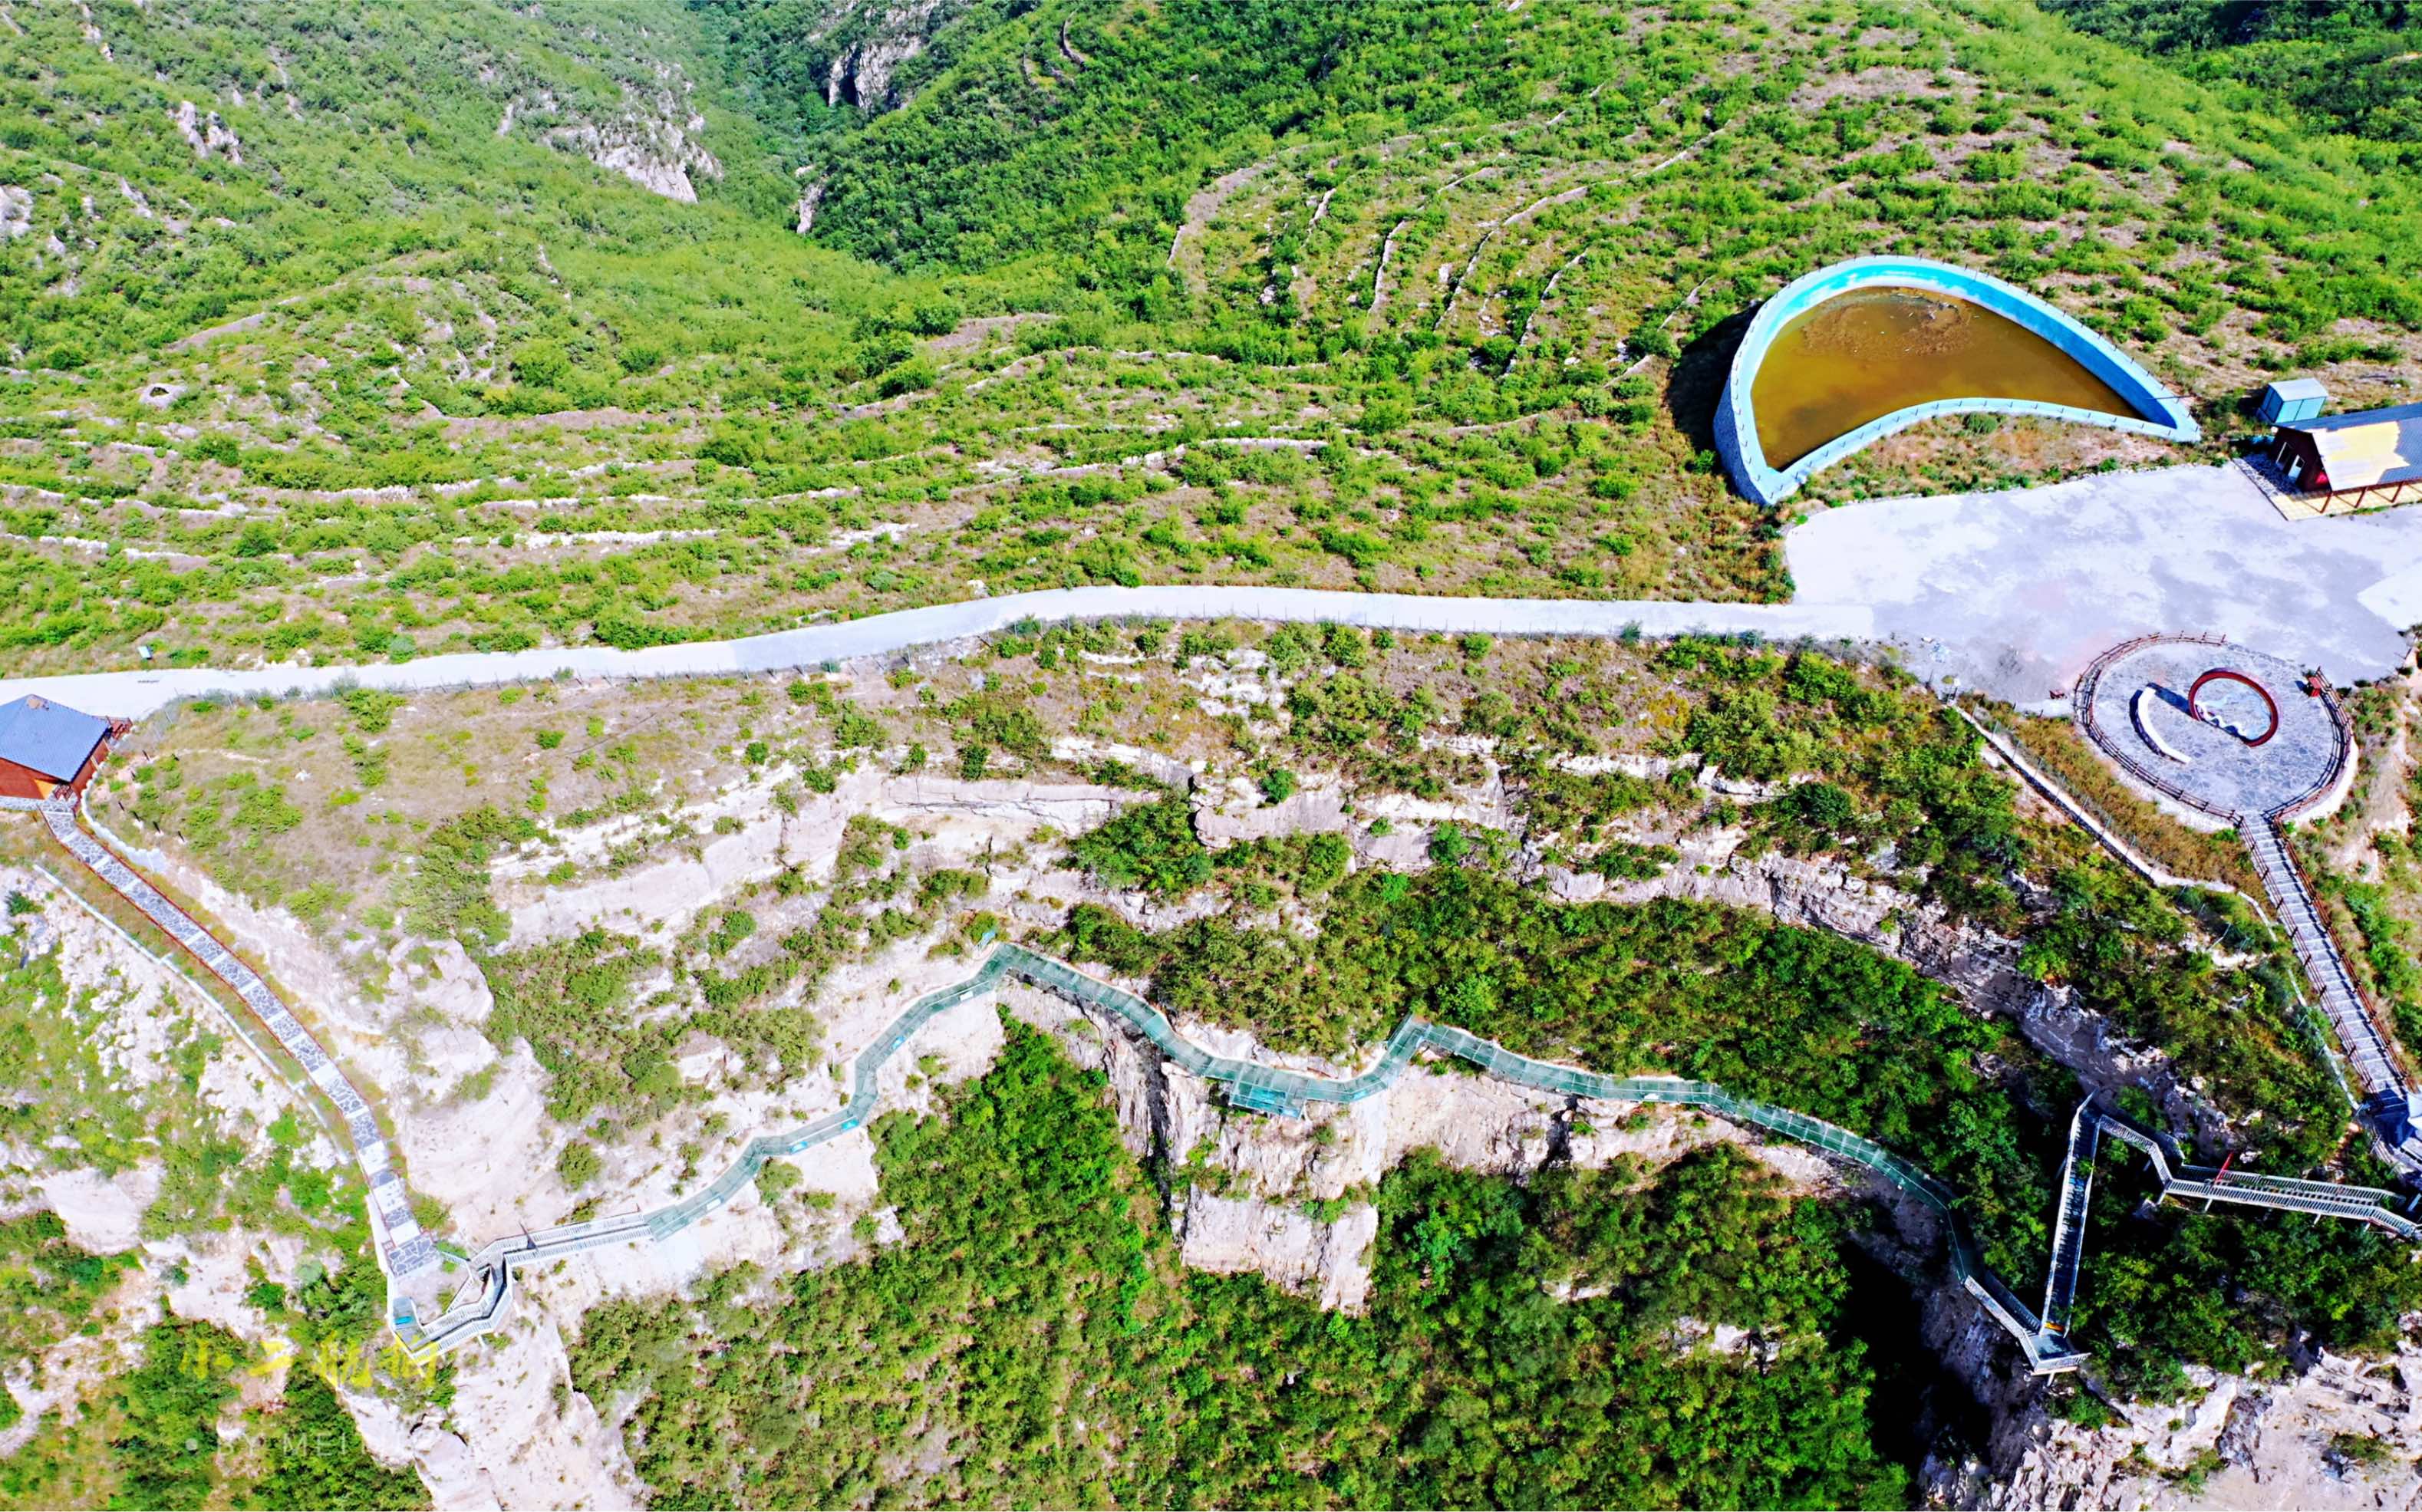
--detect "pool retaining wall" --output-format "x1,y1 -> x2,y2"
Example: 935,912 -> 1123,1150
1714,255 -> 2200,507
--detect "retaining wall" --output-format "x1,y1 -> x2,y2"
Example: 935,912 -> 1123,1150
1715,255 -> 2200,507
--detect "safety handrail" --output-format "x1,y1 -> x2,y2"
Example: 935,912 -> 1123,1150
393,943 -> 2417,1374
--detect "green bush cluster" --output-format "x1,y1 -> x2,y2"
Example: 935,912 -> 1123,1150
572,1020 -> 1914,1507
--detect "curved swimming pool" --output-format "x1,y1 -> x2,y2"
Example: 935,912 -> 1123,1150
1713,255 -> 2200,507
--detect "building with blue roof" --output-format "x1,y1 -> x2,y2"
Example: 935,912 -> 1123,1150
0,696 -> 116,801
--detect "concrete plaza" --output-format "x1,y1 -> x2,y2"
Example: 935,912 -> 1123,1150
1786,462 -> 2422,706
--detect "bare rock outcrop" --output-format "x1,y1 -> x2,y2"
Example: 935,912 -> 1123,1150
810,0 -> 968,113
170,100 -> 242,163
498,77 -> 724,203
1008,979 -> 1847,1316
1931,1326 -> 2422,1510
1556,839 -> 2041,1019
1178,1194 -> 1381,1311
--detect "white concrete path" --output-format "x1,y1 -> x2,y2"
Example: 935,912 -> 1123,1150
0,589 -> 1869,721
2,462 -> 2417,723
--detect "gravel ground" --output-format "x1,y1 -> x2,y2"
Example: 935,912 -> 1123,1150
2081,639 -> 2341,818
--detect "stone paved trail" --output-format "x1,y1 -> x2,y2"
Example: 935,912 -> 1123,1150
2246,818 -> 2422,1161
28,799 -> 437,1278
2072,633 -> 2422,1171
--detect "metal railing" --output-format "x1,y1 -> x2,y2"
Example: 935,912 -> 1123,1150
2070,637 -> 2414,1161
31,799 -> 438,1278
391,941 -> 2419,1375
2071,634 -> 2240,822
1956,700 -> 2362,1112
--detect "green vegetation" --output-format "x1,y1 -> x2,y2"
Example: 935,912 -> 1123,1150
2022,861 -> 2349,1174
558,1138 -> 605,1189
2041,1 -> 2420,150
2082,1153 -> 2422,1398
0,910 -> 357,1246
1067,871 -> 2063,1281
572,1018 -> 1913,1507
1069,791 -> 1212,896
104,1322 -> 242,1511
0,1319 -> 240,1510
0,1211 -> 137,1397
4,0 -> 2418,675
244,1371 -> 430,1511
0,1316 -> 427,1510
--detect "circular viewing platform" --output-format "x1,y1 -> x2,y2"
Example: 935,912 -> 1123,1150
2075,636 -> 2348,822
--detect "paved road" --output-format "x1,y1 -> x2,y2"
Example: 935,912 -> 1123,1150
0,588 -> 1870,721
6,462 -> 2420,725
1788,463 -> 2422,706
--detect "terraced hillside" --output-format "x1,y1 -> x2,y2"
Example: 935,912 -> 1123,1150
0,0 -> 2417,677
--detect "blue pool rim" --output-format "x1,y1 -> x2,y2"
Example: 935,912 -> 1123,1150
1713,255 -> 2201,507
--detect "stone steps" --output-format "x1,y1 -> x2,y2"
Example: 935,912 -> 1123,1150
37,801 -> 438,1279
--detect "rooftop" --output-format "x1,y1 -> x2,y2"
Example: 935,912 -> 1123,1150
0,696 -> 111,782
2285,401 -> 2422,492
2287,399 -> 2422,434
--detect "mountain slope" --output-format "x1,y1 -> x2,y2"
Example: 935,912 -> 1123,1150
2038,0 -> 2420,150
0,0 -> 2415,685
0,0 -> 825,366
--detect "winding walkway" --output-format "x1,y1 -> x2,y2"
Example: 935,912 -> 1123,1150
2074,636 -> 2422,1171
387,941 -> 2417,1373
8,587 -> 2421,1376
17,773 -> 2419,1376
17,798 -> 437,1277
0,586 -> 1868,723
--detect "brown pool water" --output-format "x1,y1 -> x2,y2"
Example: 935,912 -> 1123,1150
1749,286 -> 2137,468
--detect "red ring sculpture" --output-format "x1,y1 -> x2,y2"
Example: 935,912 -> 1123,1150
2186,667 -> 2280,748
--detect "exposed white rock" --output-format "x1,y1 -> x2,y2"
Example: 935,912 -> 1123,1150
1934,1324 -> 2422,1511
170,100 -> 243,163
0,185 -> 32,239
404,1043 -> 555,1240
1195,771 -> 1351,848
35,1164 -> 158,1252
502,767 -> 1139,946
812,0 -> 964,112
446,1296 -> 644,1510
519,80 -> 723,203
1005,976 -> 1846,1315
1179,1194 -> 1380,1310
348,1392 -> 499,1512
159,1227 -> 299,1345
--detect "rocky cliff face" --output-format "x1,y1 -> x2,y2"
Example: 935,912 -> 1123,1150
804,0 -> 971,114
1002,979 -> 1844,1319
1928,1330 -> 2422,1510
496,73 -> 724,203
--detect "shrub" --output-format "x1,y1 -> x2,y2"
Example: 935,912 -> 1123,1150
1071,795 -> 1212,897
558,1140 -> 602,1189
